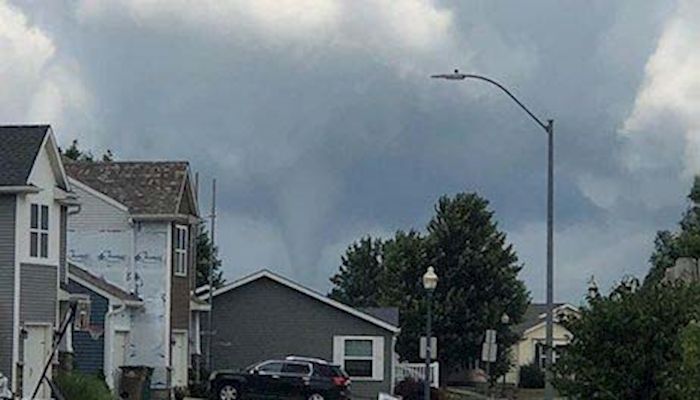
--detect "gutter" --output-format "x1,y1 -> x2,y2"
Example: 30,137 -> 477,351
104,302 -> 127,391
131,213 -> 200,224
0,185 -> 41,193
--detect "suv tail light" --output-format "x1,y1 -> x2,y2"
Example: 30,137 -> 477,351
333,376 -> 350,387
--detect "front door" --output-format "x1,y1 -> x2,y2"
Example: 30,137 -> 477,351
112,331 -> 129,388
172,331 -> 189,388
22,324 -> 52,399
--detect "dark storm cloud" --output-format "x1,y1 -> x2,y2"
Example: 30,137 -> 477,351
5,0 -> 692,301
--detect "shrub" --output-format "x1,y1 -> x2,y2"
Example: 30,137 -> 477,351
55,371 -> 113,400
394,378 -> 441,400
519,363 -> 544,389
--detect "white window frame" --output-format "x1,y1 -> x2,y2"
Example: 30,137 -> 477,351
333,335 -> 384,381
29,203 -> 49,259
174,225 -> 188,277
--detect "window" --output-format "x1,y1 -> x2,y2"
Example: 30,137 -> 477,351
256,361 -> 283,375
333,336 -> 384,381
30,204 -> 49,258
282,362 -> 311,376
174,225 -> 188,276
535,342 -> 561,369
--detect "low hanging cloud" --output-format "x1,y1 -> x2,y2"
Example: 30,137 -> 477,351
0,1 -> 90,131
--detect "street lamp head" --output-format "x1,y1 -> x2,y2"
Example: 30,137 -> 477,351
501,313 -> 510,325
423,266 -> 438,291
430,69 -> 467,80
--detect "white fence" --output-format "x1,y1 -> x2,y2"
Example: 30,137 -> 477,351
394,362 -> 440,388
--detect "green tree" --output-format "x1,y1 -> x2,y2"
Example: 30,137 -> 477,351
61,139 -> 113,162
329,236 -> 384,307
426,193 -> 528,379
328,193 -> 529,380
646,176 -> 700,286
196,223 -> 224,288
554,279 -> 700,399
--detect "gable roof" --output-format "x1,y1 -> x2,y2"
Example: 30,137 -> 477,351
513,303 -> 578,335
204,269 -> 400,333
0,125 -> 49,186
64,161 -> 197,216
68,262 -> 142,306
360,307 -> 400,326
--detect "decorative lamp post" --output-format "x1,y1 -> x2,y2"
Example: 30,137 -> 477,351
423,266 -> 438,400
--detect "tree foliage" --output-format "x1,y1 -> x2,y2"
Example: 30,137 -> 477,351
61,139 -> 113,162
553,279 -> 700,399
196,223 -> 225,288
646,176 -> 700,286
329,192 -> 529,378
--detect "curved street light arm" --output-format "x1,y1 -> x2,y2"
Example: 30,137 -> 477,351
431,70 -> 552,133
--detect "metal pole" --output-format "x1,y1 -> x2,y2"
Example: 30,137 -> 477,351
425,290 -> 433,400
207,178 -> 217,373
544,120 -> 555,400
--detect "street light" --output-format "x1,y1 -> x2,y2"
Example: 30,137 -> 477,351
432,69 -> 556,400
422,266 -> 438,400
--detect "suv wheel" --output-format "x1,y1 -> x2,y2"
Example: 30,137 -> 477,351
218,383 -> 240,400
308,393 -> 325,400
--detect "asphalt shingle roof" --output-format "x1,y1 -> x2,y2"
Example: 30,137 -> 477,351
64,161 -> 191,215
68,262 -> 142,303
0,125 -> 49,186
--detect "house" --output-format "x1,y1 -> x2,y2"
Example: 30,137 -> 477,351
62,262 -> 143,379
0,125 -> 76,399
504,303 -> 579,385
199,269 -> 400,399
63,160 -> 200,398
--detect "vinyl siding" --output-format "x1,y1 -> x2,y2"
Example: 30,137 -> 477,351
207,277 -> 395,398
66,279 -> 108,374
0,195 -> 16,380
59,206 -> 67,283
67,182 -> 130,231
20,263 -> 57,324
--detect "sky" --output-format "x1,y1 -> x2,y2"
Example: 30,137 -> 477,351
2,0 -> 698,304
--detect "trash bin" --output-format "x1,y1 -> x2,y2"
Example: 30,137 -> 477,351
119,366 -> 153,400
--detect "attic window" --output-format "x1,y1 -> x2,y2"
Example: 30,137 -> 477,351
174,225 -> 188,276
30,204 -> 49,258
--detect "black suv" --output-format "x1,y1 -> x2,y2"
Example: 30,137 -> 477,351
210,357 -> 351,400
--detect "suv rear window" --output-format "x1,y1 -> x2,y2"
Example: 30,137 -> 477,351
282,362 -> 311,375
313,363 -> 334,377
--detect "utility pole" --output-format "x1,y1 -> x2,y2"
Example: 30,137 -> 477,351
206,178 -> 217,372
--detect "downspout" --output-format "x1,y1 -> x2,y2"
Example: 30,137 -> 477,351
104,302 -> 126,391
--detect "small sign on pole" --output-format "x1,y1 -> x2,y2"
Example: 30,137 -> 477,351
420,336 -> 438,360
481,342 -> 497,363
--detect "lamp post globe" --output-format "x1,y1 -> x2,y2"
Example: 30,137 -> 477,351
423,266 -> 438,291
501,313 -> 510,325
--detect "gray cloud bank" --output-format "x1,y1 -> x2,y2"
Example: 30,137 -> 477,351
2,0 -> 695,303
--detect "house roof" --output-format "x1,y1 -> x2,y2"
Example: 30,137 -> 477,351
513,303 -> 577,335
360,307 -> 400,326
204,269 -> 401,333
68,262 -> 142,305
64,161 -> 196,216
0,125 -> 50,186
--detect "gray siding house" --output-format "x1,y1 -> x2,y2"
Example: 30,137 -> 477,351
0,125 -> 75,399
201,270 -> 400,399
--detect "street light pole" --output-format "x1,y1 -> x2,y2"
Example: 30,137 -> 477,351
431,70 -> 555,400
423,267 -> 438,400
